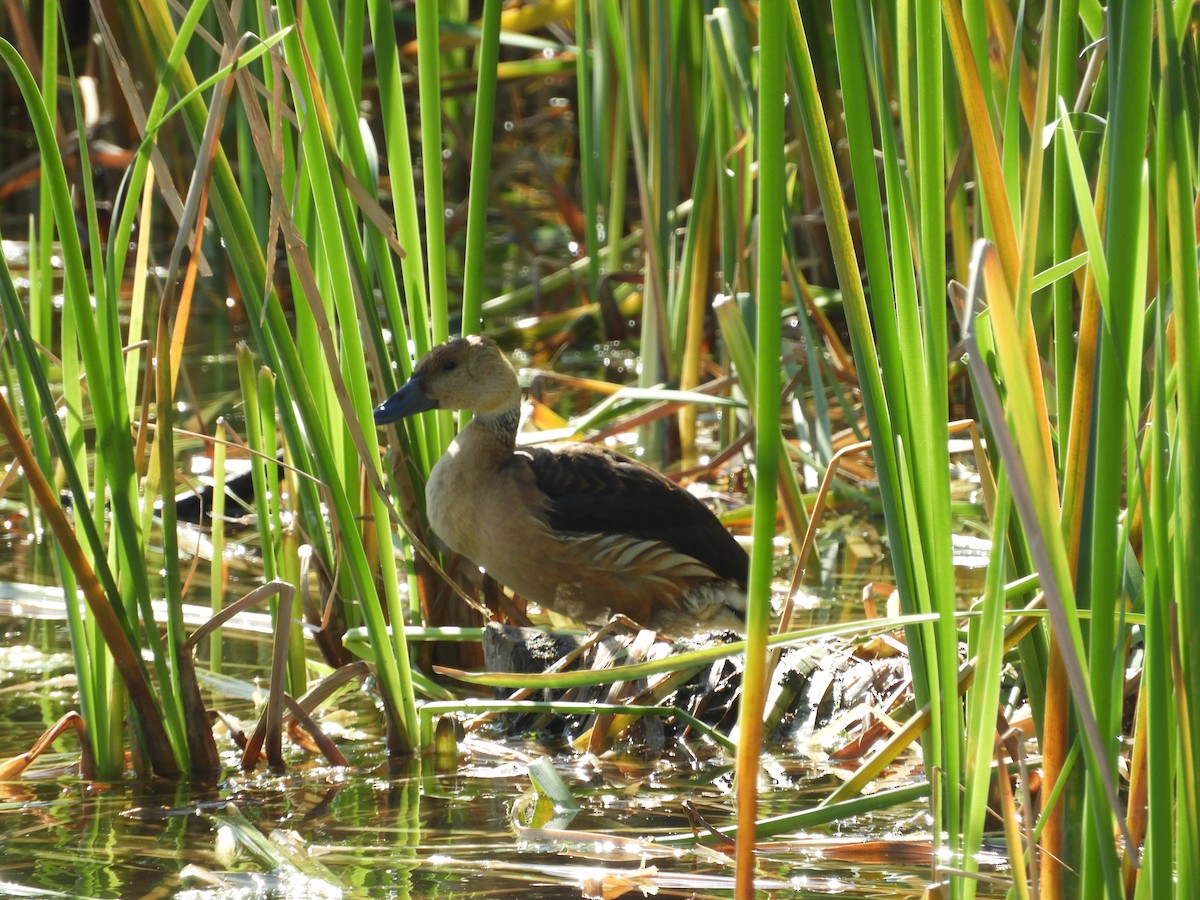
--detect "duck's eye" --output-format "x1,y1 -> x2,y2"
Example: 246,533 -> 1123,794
441,360 -> 457,372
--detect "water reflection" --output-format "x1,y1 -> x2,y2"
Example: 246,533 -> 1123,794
0,618 -> 971,898
1,751 -> 963,899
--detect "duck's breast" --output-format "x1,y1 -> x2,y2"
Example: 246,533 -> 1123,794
426,442 -> 555,580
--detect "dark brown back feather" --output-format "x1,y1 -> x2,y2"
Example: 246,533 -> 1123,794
511,443 -> 749,588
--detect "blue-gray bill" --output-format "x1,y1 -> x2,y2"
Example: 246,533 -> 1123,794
373,378 -> 438,425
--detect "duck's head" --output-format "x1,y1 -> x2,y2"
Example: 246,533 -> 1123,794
373,335 -> 519,424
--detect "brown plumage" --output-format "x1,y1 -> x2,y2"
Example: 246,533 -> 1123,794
374,335 -> 748,635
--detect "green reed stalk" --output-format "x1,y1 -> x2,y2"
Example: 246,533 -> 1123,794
460,0 -> 503,338
734,5 -> 783,892
1051,0 -> 1082,467
342,0 -> 365,101
1072,3 -> 1152,891
574,0 -> 602,305
619,3 -> 665,461
237,348 -> 277,583
1142,230 -> 1173,897
255,366 -> 305,694
237,348 -> 305,694
912,0 -> 960,857
258,369 -> 282,576
780,255 -> 835,472
1155,0 -> 1200,890
705,11 -> 749,298
367,0 -> 434,473
209,420 -> 228,674
32,0 -> 55,352
649,0 -> 675,362
674,87 -> 716,465
154,276 -> 221,775
599,7 -> 629,276
59,27 -> 112,762
414,0 -> 450,349
2,253 -> 105,769
961,485 -> 1012,900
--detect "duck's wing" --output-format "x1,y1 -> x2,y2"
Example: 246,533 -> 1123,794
511,443 -> 748,588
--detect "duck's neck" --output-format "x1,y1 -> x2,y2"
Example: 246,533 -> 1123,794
456,405 -> 520,463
